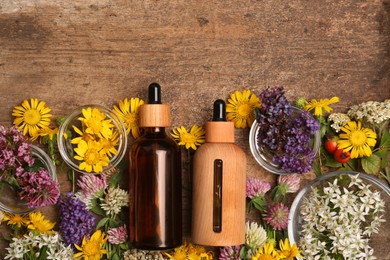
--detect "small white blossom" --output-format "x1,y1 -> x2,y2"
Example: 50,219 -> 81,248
299,174 -> 386,259
328,113 -> 351,132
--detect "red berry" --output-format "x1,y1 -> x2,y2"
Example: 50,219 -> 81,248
334,149 -> 351,164
324,135 -> 338,154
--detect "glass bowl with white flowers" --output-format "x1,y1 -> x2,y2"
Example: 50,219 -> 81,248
288,170 -> 390,260
57,105 -> 128,174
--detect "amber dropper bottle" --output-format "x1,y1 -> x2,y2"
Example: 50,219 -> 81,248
129,83 -> 182,249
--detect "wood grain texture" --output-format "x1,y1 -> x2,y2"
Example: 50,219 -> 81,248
192,143 -> 246,246
0,0 -> 389,256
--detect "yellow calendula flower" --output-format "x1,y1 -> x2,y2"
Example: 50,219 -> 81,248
171,125 -> 206,150
3,213 -> 29,228
279,238 -> 302,260
165,242 -> 213,260
74,230 -> 108,260
70,125 -> 95,145
112,98 -> 144,139
304,96 -> 339,117
31,126 -> 58,142
12,98 -> 52,137
78,107 -> 114,139
74,140 -> 110,173
252,242 -> 284,260
226,90 -> 261,129
27,212 -> 55,233
337,120 -> 377,158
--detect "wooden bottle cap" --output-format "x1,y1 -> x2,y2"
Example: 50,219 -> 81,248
139,104 -> 170,127
205,121 -> 234,143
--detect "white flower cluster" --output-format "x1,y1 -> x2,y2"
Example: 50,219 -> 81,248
123,249 -> 164,260
100,186 -> 129,217
347,99 -> 390,125
245,221 -> 267,259
299,174 -> 386,260
4,231 -> 73,260
328,113 -> 350,132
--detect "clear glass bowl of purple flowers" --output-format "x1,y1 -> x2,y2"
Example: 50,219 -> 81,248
249,87 -> 321,175
0,145 -> 58,214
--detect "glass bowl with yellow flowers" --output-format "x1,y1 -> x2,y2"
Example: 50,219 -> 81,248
57,105 -> 128,174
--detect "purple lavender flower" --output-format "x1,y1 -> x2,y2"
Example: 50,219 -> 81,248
16,167 -> 60,208
219,245 -> 242,260
58,192 -> 96,246
255,87 -> 320,174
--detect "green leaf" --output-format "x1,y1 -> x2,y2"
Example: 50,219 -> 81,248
111,253 -> 121,260
374,148 -> 389,168
239,246 -> 248,259
312,161 -> 322,177
252,196 -> 266,211
96,217 -> 110,229
89,198 -> 106,216
380,129 -> 390,147
108,218 -> 120,228
361,154 -> 381,174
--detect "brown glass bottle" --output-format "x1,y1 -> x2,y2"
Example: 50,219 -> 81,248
129,83 -> 182,250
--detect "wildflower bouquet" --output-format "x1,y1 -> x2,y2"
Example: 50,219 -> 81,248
295,172 -> 387,259
302,98 -> 390,184
252,86 -> 320,174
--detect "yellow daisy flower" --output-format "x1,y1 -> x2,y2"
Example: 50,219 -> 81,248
74,230 -> 108,260
74,140 -> 110,173
99,130 -> 119,157
70,125 -> 95,145
337,120 -> 377,158
12,98 -> 52,137
27,212 -> 55,233
30,126 -> 58,142
2,213 -> 29,228
304,96 -> 339,117
252,242 -> 284,260
78,107 -> 114,139
226,90 -> 261,129
112,97 -> 144,139
171,125 -> 206,150
279,238 -> 302,260
164,242 -> 213,260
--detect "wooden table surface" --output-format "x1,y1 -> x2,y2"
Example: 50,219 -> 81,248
1,0 -> 389,257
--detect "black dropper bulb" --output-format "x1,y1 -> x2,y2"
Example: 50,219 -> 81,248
148,83 -> 162,104
212,99 -> 227,122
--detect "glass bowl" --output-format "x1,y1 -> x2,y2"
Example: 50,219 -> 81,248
288,171 -> 390,259
57,105 -> 128,174
249,106 -> 321,175
0,145 -> 57,214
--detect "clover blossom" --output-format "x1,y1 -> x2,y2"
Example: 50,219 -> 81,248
246,176 -> 271,199
219,245 -> 242,260
100,187 -> 129,217
244,221 -> 267,259
58,193 -> 96,246
75,173 -> 108,209
262,203 -> 290,231
107,225 -> 128,245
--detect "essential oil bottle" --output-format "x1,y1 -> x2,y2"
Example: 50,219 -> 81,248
192,99 -> 246,246
129,83 -> 182,249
